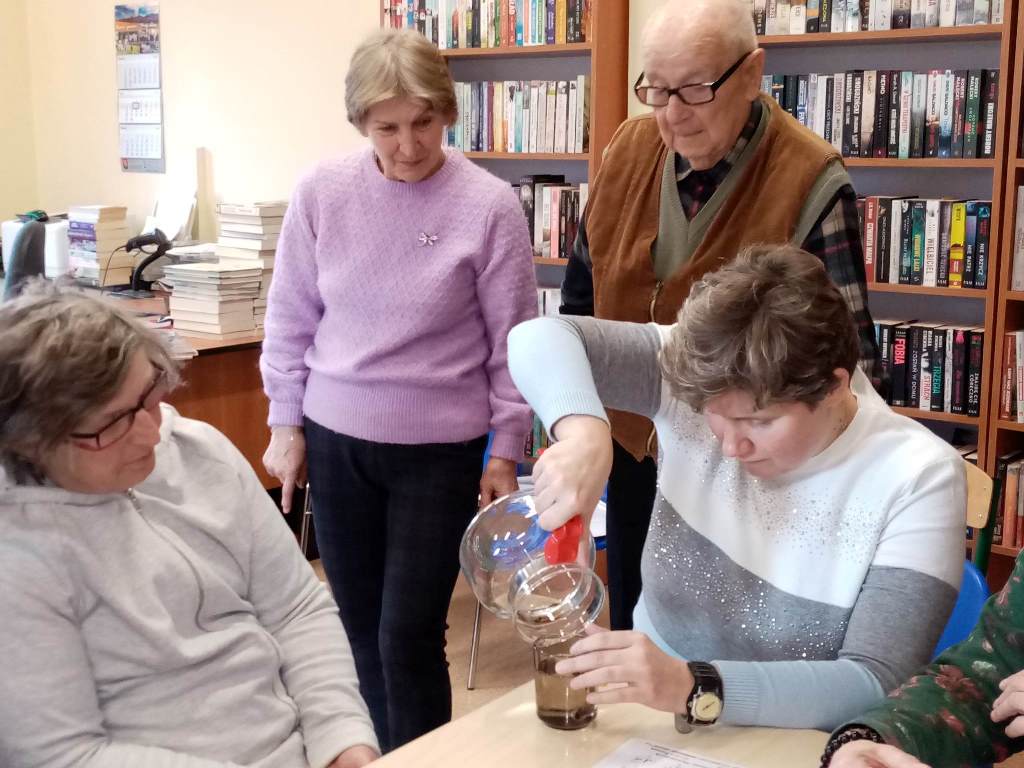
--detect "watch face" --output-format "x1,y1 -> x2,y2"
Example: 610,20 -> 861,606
693,692 -> 723,722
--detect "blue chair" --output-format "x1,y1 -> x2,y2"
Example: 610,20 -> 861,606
933,560 -> 989,658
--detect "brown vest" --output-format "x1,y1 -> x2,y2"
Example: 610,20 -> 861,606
587,95 -> 843,460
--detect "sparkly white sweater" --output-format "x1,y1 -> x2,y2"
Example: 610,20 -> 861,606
508,316 -> 965,730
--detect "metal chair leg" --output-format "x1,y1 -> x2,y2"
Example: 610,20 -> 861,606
467,600 -> 483,690
299,482 -> 313,558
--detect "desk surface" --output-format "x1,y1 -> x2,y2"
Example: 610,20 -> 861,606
374,683 -> 829,767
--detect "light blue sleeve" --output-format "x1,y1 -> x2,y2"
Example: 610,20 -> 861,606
506,316 -> 664,434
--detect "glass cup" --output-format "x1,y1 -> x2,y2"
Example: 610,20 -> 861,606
532,638 -> 597,730
514,562 -> 605,730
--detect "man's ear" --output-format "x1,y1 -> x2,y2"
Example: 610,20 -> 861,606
743,48 -> 766,100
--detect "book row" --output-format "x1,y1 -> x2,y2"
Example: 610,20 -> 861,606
516,175 -> 588,259
874,319 -> 984,415
446,78 -> 590,155
992,449 -> 1024,548
857,196 -> 991,288
762,68 -> 999,160
752,0 -> 1003,35
382,0 -> 589,49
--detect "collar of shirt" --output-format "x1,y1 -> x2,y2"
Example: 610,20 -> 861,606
675,99 -> 762,218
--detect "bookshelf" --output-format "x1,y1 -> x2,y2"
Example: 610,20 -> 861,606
757,7 -> 1016,584
985,0 -> 1024,577
381,2 -> 628,273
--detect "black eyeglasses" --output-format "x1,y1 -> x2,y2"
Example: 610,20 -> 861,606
634,51 -> 754,107
69,367 -> 169,451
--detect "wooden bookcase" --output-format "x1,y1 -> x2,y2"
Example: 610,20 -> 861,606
381,1 -> 629,268
984,0 -> 1024,580
758,8 -> 1017,582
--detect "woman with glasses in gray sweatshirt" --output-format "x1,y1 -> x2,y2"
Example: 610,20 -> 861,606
0,282 -> 378,768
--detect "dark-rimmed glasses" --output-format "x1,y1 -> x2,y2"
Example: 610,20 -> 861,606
634,51 -> 754,107
69,367 -> 169,451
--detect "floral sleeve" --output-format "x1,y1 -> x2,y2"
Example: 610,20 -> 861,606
846,556 -> 1024,766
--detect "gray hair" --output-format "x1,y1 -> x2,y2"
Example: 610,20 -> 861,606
0,279 -> 180,472
642,0 -> 757,65
345,28 -> 457,129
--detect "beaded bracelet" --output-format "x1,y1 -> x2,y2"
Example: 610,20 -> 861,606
819,725 -> 884,767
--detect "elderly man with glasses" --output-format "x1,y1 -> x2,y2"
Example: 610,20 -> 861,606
560,0 -> 882,634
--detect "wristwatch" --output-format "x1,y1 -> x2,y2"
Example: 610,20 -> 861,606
675,661 -> 724,733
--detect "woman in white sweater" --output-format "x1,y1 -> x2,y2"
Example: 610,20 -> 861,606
507,244 -> 966,732
0,282 -> 378,768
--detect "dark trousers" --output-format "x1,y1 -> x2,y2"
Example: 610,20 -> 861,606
304,418 -> 486,753
605,439 -> 658,630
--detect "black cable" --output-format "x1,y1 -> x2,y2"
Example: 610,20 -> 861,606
98,244 -> 128,293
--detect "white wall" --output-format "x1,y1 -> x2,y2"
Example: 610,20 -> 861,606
13,0 -> 379,236
0,0 -> 39,223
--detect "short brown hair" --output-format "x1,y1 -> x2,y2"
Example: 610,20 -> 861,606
0,280 -> 180,473
661,243 -> 860,411
345,28 -> 457,129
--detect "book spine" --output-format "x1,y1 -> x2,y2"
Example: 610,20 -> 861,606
864,196 -> 878,282
967,329 -> 984,417
807,0 -> 821,31
893,0 -> 912,26
908,325 -> 923,407
820,0 -> 833,30
974,200 -> 991,289
860,70 -> 876,157
924,69 -> 942,157
937,199 -> 953,287
911,199 -> 926,285
899,200 -> 915,283
1001,332 -> 1016,419
877,197 -> 892,283
923,198 -> 940,286
951,70 -> 967,157
886,70 -> 901,156
892,325 -> 910,407
898,71 -> 913,158
910,72 -> 927,158
950,328 -> 967,414
1013,186 -> 1024,292
874,71 -> 889,157
963,70 -> 982,158
949,201 -> 966,287
850,70 -> 864,157
753,0 -> 768,34
963,200 -> 979,288
920,327 -> 933,411
930,328 -> 946,411
980,69 -> 999,159
823,76 -> 835,144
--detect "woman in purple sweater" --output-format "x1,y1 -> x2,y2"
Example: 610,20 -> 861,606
259,29 -> 537,753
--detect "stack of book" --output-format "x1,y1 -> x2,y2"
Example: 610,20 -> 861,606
753,0 -> 1003,35
447,78 -> 590,154
762,69 -> 999,160
163,261 -> 262,340
875,319 -> 984,416
67,205 -> 132,287
516,175 -> 588,259
858,196 -> 991,289
383,0 -> 590,48
215,201 -> 286,330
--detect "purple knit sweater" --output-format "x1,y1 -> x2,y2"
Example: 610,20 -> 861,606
260,148 -> 537,461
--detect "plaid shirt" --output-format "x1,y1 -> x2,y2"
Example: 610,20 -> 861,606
564,99 -> 882,388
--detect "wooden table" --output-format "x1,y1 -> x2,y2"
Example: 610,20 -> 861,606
374,683 -> 829,767
108,293 -> 274,488
167,333 -> 273,488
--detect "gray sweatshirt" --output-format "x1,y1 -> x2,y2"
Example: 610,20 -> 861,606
0,405 -> 378,768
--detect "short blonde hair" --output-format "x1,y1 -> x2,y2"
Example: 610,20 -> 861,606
345,28 -> 457,129
661,244 -> 860,411
0,280 -> 180,473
